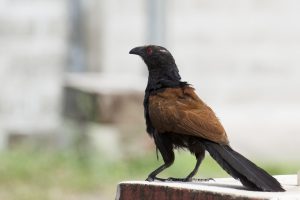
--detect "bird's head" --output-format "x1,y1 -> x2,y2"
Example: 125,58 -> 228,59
130,45 -> 183,89
129,45 -> 176,71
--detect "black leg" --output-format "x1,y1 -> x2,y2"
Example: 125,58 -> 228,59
146,131 -> 175,181
167,140 -> 211,182
167,147 -> 205,182
146,163 -> 172,181
184,151 -> 205,181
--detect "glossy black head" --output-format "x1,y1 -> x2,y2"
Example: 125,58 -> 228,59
130,45 -> 186,91
129,45 -> 176,71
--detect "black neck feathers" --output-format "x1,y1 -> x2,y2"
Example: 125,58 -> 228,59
146,64 -> 187,92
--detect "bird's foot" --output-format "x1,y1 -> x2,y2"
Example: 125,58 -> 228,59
146,176 -> 214,182
166,177 -> 191,182
146,176 -> 167,182
192,178 -> 215,182
166,177 -> 215,182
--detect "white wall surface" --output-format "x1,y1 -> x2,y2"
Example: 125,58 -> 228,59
0,0 -> 68,139
101,0 -> 300,160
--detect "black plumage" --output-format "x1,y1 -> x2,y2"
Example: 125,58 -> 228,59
129,45 -> 284,192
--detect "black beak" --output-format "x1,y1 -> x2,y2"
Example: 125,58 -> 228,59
129,46 -> 144,56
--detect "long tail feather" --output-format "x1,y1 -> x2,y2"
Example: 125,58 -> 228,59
202,140 -> 284,192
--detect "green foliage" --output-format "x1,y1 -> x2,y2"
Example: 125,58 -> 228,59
0,147 -> 297,199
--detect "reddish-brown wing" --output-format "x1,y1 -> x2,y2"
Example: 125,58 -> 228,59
149,86 -> 229,144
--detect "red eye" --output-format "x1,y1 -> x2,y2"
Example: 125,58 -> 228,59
146,47 -> 153,55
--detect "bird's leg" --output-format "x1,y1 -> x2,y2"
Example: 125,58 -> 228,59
146,132 -> 175,182
167,141 -> 213,182
146,163 -> 172,181
166,151 -> 204,182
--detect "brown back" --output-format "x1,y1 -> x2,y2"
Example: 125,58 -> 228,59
149,86 -> 229,144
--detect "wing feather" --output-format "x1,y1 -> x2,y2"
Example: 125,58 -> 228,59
149,87 -> 229,144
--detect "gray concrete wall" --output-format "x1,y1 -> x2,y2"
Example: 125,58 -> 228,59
0,0 -> 299,160
0,0 -> 68,147
170,0 -> 300,160
101,0 -> 300,160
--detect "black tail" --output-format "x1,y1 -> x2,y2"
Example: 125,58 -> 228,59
202,140 -> 285,192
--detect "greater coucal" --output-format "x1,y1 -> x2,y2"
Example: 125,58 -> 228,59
129,45 -> 284,192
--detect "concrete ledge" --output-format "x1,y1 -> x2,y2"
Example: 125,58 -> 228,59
116,175 -> 300,200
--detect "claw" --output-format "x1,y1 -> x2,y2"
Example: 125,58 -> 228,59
146,176 -> 214,182
146,176 -> 155,181
167,177 -> 176,181
165,177 -> 215,182
192,178 -> 215,182
166,177 -> 191,182
146,176 -> 167,182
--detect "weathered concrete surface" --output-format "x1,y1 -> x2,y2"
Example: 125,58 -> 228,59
0,0 -> 68,148
116,175 -> 300,200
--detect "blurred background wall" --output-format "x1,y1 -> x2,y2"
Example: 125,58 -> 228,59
0,0 -> 300,159
0,0 -> 68,148
1,0 -> 300,199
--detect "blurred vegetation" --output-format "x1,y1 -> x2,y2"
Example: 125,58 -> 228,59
0,146 -> 298,200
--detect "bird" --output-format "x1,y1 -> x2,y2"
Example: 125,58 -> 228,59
129,45 -> 285,192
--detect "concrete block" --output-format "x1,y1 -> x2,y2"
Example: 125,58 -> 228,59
63,73 -> 144,123
116,175 -> 300,200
